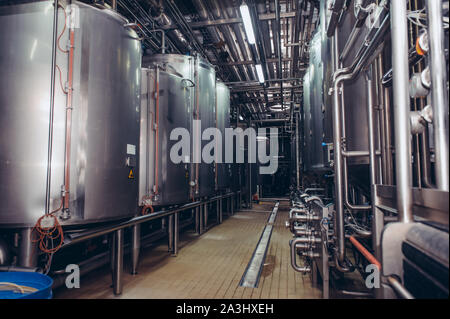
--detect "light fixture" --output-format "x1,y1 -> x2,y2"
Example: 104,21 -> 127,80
239,3 -> 256,45
239,115 -> 244,121
255,64 -> 265,83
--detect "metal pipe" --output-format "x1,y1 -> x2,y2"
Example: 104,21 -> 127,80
168,214 -> 174,252
387,276 -> 414,299
331,31 -> 347,264
112,229 -> 124,295
19,228 -> 37,268
131,224 -> 140,275
426,0 -> 449,191
275,0 -> 283,109
44,0 -> 59,216
289,238 -> 311,273
172,213 -> 179,256
390,0 -> 413,223
295,112 -> 300,189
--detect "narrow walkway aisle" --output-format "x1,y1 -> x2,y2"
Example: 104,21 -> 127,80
54,202 -> 321,299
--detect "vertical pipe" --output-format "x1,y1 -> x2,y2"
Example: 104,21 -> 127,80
44,0 -> 59,215
172,213 -> 179,256
219,198 -> 223,223
131,224 -> 141,275
390,0 -> 413,223
366,67 -> 383,261
195,207 -> 200,234
111,0 -> 117,11
331,28 -> 346,263
199,204 -> 204,234
231,196 -> 234,215
109,232 -> 116,286
275,0 -> 283,109
426,0 -> 449,191
216,200 -> 220,224
113,229 -> 124,295
168,215 -> 174,251
383,85 -> 394,185
204,203 -> 208,229
19,228 -> 37,268
295,112 -> 300,189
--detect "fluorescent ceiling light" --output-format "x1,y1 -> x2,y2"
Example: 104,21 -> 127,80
255,64 -> 265,83
239,115 -> 244,121
240,4 -> 256,45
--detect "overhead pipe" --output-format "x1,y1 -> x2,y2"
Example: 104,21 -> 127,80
390,0 -> 413,223
426,0 -> 449,191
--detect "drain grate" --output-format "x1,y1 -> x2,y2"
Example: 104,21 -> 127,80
239,202 -> 279,288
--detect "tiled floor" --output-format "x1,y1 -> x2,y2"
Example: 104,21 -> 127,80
54,202 -> 321,299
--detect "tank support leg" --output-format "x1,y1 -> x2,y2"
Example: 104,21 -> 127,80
131,224 -> 140,275
171,213 -> 179,257
19,228 -> 37,268
112,229 -> 124,296
168,215 -> 174,252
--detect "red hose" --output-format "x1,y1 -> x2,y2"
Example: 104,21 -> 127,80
349,236 -> 382,270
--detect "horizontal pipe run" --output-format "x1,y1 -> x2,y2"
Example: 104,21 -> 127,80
63,192 -> 239,249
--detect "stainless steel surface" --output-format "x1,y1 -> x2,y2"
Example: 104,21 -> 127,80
131,224 -> 140,275
143,54 -> 216,199
139,67 -> 191,206
390,0 -> 413,223
0,1 -> 141,227
426,0 -> 449,191
112,228 -> 124,295
18,228 -> 37,268
216,82 -> 231,191
387,276 -> 414,299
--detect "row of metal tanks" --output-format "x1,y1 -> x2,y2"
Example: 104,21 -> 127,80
0,1 -> 241,231
302,0 -> 376,176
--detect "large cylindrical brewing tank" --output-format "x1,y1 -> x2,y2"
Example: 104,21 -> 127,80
138,67 -> 191,206
216,82 -> 231,191
0,1 -> 142,227
143,54 -> 216,199
303,32 -> 327,171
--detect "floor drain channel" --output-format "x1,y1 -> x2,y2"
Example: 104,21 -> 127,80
239,202 -> 279,288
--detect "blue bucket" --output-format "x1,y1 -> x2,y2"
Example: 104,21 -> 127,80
0,272 -> 53,299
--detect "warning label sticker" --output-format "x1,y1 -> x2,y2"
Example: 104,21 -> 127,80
128,169 -> 134,179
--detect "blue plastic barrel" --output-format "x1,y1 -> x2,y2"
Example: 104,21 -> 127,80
0,272 -> 53,299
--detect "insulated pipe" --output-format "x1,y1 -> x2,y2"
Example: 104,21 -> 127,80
390,0 -> 414,223
426,0 -> 449,191
349,236 -> 381,269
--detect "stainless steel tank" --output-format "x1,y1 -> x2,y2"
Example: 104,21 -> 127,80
303,32 -> 327,171
0,1 -> 142,227
139,68 -> 191,206
216,82 -> 231,191
143,54 -> 216,198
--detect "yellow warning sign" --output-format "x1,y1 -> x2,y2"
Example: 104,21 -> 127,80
128,169 -> 134,179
